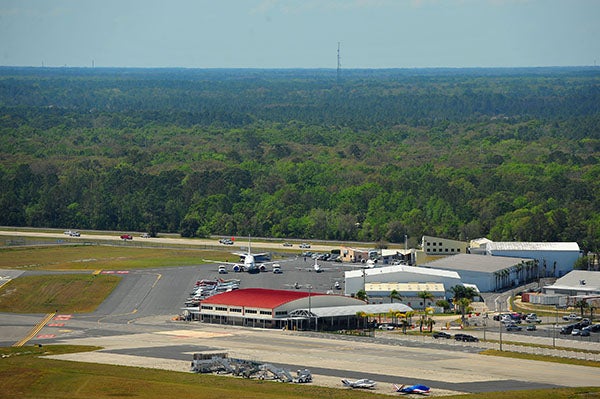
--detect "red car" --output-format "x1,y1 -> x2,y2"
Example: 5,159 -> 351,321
120,234 -> 133,240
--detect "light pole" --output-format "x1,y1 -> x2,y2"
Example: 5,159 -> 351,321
307,285 -> 313,331
554,305 -> 558,348
483,313 -> 488,341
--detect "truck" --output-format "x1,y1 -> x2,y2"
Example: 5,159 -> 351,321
120,234 -> 133,240
562,313 -> 582,321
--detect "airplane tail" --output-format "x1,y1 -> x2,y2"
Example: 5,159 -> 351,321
393,384 -> 405,392
341,379 -> 350,386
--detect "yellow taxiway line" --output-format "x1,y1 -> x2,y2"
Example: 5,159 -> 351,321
13,312 -> 56,347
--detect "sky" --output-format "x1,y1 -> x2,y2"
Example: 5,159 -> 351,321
1,0 -> 599,69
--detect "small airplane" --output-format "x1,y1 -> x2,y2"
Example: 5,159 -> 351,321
284,282 -> 303,289
393,384 -> 431,395
341,378 -> 376,389
297,258 -> 326,273
312,259 -> 322,273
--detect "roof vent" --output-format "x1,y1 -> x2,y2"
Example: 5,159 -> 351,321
580,280 -> 586,285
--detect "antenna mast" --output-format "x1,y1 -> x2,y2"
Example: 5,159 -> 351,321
337,42 -> 341,83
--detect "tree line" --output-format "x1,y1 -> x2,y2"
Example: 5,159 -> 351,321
0,67 -> 598,251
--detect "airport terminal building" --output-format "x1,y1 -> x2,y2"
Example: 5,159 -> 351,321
192,288 -> 411,331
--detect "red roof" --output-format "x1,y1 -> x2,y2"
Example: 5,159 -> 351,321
200,288 -> 325,309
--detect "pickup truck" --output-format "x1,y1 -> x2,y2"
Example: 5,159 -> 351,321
120,234 -> 133,240
562,313 -> 582,321
525,313 -> 542,323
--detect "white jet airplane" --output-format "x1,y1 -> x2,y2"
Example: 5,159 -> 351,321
341,378 -> 377,389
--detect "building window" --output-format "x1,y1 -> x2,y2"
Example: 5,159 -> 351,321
445,248 -> 448,252
432,242 -> 436,246
457,248 -> 461,252
451,248 -> 455,252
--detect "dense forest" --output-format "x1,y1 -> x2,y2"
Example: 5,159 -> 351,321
0,67 -> 599,251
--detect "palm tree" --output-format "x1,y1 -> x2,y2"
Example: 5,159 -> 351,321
356,289 -> 368,303
418,290 -> 435,308
449,285 -> 478,302
356,311 -> 367,329
455,297 -> 472,325
389,289 -> 402,303
574,299 -> 589,318
426,317 -> 435,332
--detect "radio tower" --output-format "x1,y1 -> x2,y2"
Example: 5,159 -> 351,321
337,42 -> 341,83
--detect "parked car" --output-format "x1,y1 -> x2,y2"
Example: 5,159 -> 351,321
588,324 -> 600,332
525,314 -> 542,323
432,331 -> 452,339
140,232 -> 151,238
120,234 -> 133,240
219,238 -> 234,245
69,231 -> 80,237
273,266 -> 283,274
580,327 -> 591,336
505,324 -> 522,332
454,334 -> 479,342
218,265 -> 228,274
526,324 -> 537,331
282,242 -> 293,247
299,243 -> 311,249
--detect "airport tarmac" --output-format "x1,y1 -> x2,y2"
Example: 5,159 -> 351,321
1,236 -> 599,395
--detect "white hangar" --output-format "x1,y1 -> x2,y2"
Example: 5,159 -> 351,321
344,264 -> 463,308
470,241 -> 581,278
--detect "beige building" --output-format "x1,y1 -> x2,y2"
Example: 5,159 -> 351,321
421,235 -> 468,255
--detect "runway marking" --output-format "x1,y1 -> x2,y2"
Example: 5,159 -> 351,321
154,330 -> 233,339
47,323 -> 65,327
92,270 -> 102,275
36,334 -> 56,339
54,314 -> 72,321
12,312 -> 56,347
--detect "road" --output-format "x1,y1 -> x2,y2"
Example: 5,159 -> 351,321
0,229 -> 342,253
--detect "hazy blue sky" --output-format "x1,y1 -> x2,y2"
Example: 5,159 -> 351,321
1,0 -> 599,68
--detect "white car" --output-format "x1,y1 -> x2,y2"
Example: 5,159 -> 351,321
299,243 -> 311,249
218,265 -> 228,274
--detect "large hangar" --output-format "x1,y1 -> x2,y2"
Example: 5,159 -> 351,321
471,241 -> 581,278
196,288 -> 370,330
421,253 -> 535,292
344,265 -> 463,307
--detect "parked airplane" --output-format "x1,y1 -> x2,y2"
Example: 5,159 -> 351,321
341,379 -> 376,389
205,237 -> 282,274
297,259 -> 326,273
393,384 -> 431,395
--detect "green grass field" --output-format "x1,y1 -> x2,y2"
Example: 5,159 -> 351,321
1,345 -> 599,399
0,274 -> 121,313
0,245 -> 227,270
